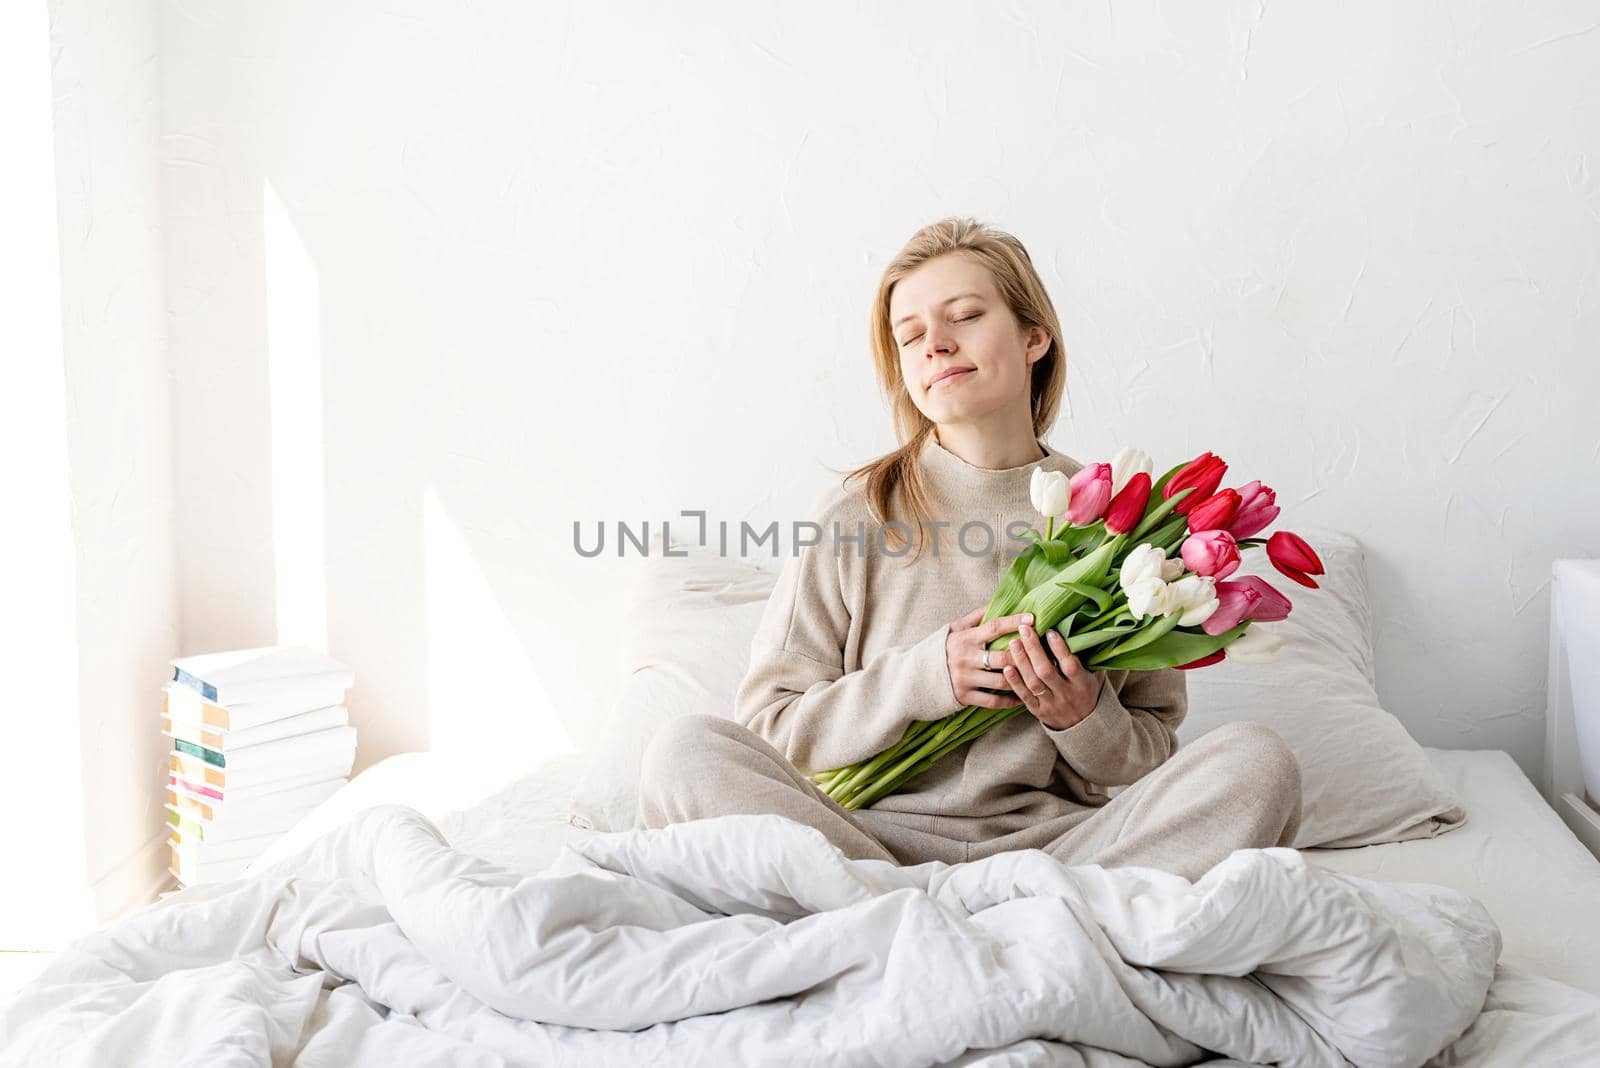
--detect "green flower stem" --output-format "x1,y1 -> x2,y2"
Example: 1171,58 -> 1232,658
827,714 -> 955,804
851,706 -> 1014,809
849,705 -> 1027,810
825,730 -> 920,803
837,705 -> 983,809
812,767 -> 850,790
842,710 -> 977,807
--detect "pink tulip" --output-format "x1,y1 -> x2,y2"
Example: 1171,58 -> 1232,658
1202,582 -> 1261,635
1067,463 -> 1114,526
1180,529 -> 1240,580
1228,575 -> 1292,621
1187,488 -> 1242,534
1103,471 -> 1152,535
1228,481 -> 1280,540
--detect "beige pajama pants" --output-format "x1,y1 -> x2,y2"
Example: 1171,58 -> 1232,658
635,715 -> 1302,883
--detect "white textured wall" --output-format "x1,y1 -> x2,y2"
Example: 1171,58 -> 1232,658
158,1 -> 1600,782
48,0 -> 177,929
3,0 -> 89,949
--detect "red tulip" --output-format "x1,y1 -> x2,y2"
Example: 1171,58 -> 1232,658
1266,531 -> 1324,589
1175,650 -> 1226,670
1103,471 -> 1152,535
1067,463 -> 1114,525
1180,529 -> 1240,580
1187,488 -> 1241,534
1227,480 -> 1280,539
1202,582 -> 1260,635
1228,575 -> 1292,621
1162,451 -> 1228,515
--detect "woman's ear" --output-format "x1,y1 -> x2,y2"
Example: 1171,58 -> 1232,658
1024,325 -> 1051,366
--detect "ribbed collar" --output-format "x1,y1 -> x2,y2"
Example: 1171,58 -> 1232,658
917,431 -> 1083,518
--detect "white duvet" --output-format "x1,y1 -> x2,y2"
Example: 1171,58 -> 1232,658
3,805 -> 1596,1067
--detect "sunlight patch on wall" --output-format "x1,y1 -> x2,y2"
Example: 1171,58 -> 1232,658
265,178 -> 328,652
0,0 -> 91,948
424,484 -> 572,766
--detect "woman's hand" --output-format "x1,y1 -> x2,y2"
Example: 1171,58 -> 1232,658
1002,620 -> 1104,731
946,605 -> 1038,709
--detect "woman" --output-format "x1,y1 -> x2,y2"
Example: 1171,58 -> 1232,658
636,217 -> 1302,882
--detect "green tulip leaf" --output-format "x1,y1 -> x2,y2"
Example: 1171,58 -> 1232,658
1095,609 -> 1183,661
1060,616 -> 1142,653
1130,486 -> 1195,543
1037,538 -> 1075,565
1149,460 -> 1189,498
1057,540 -> 1117,585
1088,621 -> 1250,671
1051,581 -> 1112,613
986,543 -> 1041,618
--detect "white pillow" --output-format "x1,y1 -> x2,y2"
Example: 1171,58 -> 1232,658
567,541 -> 777,832
569,526 -> 1467,851
1175,526 -> 1466,848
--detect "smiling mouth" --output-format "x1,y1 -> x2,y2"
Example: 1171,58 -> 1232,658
930,368 -> 975,389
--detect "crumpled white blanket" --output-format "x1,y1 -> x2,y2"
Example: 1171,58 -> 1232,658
1,805 -> 1505,1067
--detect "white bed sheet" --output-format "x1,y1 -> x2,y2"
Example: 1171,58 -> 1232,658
249,749 -> 594,873
257,744 -> 1600,998
12,743 -> 1595,1066
1303,748 -> 1600,997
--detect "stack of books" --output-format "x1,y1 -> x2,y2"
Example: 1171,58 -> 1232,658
163,645 -> 356,887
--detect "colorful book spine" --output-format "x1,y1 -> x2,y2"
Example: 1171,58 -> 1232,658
163,646 -> 356,888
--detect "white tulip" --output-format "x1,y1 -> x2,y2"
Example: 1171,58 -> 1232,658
1125,575 -> 1177,620
1229,625 -> 1285,663
1109,446 -> 1154,496
1030,467 -> 1071,519
1160,556 -> 1185,582
1118,544 -> 1167,591
1168,574 -> 1218,627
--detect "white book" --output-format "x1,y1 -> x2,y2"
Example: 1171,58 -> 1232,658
163,680 -> 350,734
168,748 -> 355,796
167,825 -> 281,863
171,802 -> 315,844
162,703 -> 349,751
168,764 -> 350,805
182,725 -> 356,777
169,853 -> 252,886
165,779 -> 343,841
170,645 -> 354,707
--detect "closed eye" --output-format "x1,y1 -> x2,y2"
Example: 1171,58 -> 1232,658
898,312 -> 983,347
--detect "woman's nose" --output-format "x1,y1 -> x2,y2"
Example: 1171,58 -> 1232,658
924,325 -> 954,356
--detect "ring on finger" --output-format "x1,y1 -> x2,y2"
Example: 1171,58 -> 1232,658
982,648 -> 991,670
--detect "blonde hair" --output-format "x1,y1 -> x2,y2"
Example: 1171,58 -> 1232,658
837,217 -> 1067,563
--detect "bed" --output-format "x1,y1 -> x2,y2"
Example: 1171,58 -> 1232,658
77,739 -> 1581,1067
5,745 -> 1600,1066
245,744 -> 1600,1000
7,529 -> 1600,1065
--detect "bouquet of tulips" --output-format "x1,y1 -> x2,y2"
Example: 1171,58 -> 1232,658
810,448 -> 1325,811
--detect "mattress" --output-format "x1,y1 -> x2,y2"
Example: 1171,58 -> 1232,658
1302,748 -> 1600,997
249,748 -> 595,874
256,744 -> 1600,998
